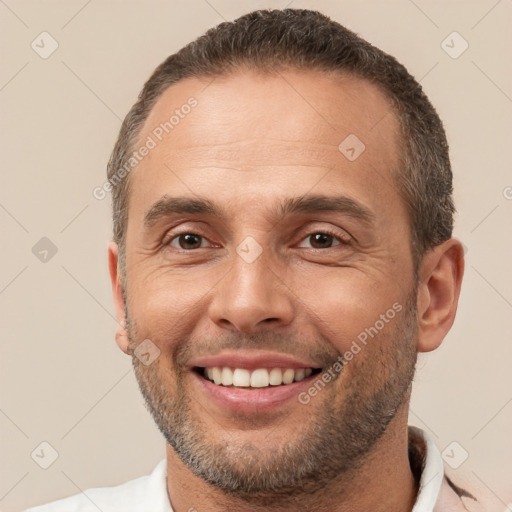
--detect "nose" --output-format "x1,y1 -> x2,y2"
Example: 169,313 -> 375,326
208,249 -> 295,334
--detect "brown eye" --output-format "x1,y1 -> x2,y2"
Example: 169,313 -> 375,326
298,232 -> 343,249
309,233 -> 335,248
170,233 -> 205,250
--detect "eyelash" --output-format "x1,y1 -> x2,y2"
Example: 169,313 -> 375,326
297,228 -> 351,249
164,228 -> 351,250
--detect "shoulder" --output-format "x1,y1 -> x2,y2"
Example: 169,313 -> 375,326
23,459 -> 171,512
435,475 -> 497,512
408,427 -> 488,512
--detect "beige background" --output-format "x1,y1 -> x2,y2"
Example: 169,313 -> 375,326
1,1 -> 511,510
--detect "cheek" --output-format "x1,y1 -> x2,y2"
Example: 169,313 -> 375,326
294,268 -> 402,353
126,269 -> 212,345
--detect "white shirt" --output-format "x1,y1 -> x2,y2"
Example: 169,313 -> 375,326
24,426 -> 474,512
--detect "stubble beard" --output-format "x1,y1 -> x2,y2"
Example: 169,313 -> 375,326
126,296 -> 418,504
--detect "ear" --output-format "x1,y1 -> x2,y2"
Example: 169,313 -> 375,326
108,241 -> 131,355
416,238 -> 465,353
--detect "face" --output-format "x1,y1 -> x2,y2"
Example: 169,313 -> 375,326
118,69 -> 419,500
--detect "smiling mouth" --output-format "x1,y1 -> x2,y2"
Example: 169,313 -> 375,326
194,366 -> 323,388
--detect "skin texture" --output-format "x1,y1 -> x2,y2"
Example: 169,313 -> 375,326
108,69 -> 464,512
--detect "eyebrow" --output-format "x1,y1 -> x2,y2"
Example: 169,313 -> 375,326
277,195 -> 375,226
143,194 -> 375,228
144,196 -> 219,227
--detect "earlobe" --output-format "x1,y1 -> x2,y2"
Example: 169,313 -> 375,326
115,318 -> 131,355
416,239 -> 465,353
108,242 -> 131,355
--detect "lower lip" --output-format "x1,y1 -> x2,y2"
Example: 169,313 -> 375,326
192,371 -> 317,413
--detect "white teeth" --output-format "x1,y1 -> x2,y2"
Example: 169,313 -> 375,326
232,368 -> 250,387
221,367 -> 233,386
212,367 -> 222,385
268,368 -> 282,386
282,368 -> 295,384
250,368 -> 269,387
294,369 -> 306,382
203,366 -> 316,388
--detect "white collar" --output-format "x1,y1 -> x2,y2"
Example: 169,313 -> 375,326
409,426 -> 445,511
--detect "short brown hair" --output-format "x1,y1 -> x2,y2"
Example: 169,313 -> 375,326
107,8 -> 454,274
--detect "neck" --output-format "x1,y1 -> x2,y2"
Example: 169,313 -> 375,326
165,406 -> 419,512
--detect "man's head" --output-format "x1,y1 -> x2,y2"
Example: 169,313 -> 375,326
107,9 -> 464,504
108,8 -> 454,277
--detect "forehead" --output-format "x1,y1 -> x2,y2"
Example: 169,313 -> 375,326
129,68 -> 404,226
138,68 -> 399,158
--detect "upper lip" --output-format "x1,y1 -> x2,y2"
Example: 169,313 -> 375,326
190,351 -> 323,371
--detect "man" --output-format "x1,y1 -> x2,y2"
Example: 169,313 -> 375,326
26,8 -> 484,512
